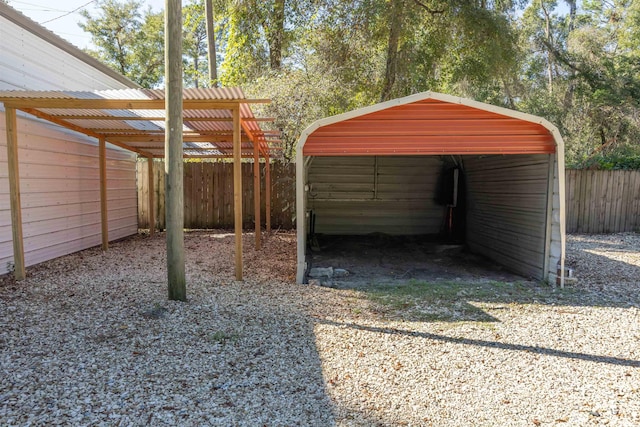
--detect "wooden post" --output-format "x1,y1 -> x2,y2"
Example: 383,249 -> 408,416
233,106 -> 243,280
99,137 -> 109,251
5,107 -> 25,280
148,157 -> 155,236
165,0 -> 186,301
265,155 -> 271,233
253,139 -> 261,249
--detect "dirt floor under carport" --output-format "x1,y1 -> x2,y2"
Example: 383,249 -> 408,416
306,233 -> 526,287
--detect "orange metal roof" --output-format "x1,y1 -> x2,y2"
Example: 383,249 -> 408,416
303,98 -> 556,156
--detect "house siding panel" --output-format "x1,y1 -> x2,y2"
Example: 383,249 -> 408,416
0,113 -> 137,276
0,8 -> 137,276
0,14 -> 131,91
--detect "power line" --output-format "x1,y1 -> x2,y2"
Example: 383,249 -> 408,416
8,0 -> 68,12
40,0 -> 97,24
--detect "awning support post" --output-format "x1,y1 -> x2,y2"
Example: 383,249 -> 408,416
99,137 -> 109,251
265,155 -> 271,233
5,107 -> 26,280
147,156 -> 155,236
253,137 -> 261,249
233,106 -> 243,280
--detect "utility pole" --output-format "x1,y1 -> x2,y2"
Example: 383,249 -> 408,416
165,0 -> 186,301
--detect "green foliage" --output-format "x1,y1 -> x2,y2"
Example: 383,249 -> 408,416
80,0 -> 640,167
572,152 -> 640,170
183,0 -> 208,88
516,0 -> 640,168
80,0 -> 164,88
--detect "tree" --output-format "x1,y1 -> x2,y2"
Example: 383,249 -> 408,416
80,0 -> 165,88
235,0 -> 524,159
220,0 -> 317,86
204,0 -> 218,85
78,0 -> 640,168
516,0 -> 640,167
183,0 -> 208,88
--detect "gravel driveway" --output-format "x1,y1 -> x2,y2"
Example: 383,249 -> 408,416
1,231 -> 639,426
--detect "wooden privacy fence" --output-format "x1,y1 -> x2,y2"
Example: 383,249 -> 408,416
137,161 -> 296,230
137,165 -> 640,234
565,170 -> 640,233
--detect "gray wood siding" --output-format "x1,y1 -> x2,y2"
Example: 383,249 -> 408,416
307,156 -> 445,235
464,154 -> 551,279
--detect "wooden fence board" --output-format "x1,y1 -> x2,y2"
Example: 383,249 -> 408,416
137,163 -> 638,233
137,161 -> 297,230
577,170 -> 587,233
633,171 -> 640,230
564,169 -> 640,234
567,170 -> 576,232
612,172 -> 623,232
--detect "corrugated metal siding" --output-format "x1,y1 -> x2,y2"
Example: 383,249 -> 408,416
307,156 -> 445,235
304,99 -> 556,156
0,113 -> 138,275
464,154 -> 551,279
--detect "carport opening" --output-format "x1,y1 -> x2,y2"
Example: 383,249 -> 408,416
304,153 -> 552,286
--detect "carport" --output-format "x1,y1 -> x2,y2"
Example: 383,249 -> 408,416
1,87 -> 280,281
296,92 -> 566,285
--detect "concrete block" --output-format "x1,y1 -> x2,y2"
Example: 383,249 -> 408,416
309,267 -> 333,278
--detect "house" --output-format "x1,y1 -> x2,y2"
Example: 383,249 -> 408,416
0,3 -> 139,276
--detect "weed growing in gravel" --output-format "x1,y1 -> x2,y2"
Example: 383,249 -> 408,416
364,280 -> 579,322
141,302 -> 168,319
208,330 -> 239,344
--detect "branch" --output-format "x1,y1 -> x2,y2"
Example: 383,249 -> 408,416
412,0 -> 445,14
539,39 -> 602,91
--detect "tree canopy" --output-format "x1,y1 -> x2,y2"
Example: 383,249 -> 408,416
79,0 -> 640,168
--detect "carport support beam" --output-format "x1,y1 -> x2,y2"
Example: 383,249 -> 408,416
148,156 -> 155,236
5,107 -> 26,280
253,138 -> 261,249
233,106 -> 243,280
99,137 -> 109,251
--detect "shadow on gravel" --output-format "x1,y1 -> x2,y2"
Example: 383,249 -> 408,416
308,233 -> 639,323
0,233 -> 338,426
357,279 -> 638,323
315,318 -> 640,368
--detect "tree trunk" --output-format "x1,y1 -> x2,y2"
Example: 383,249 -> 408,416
380,0 -> 404,102
540,0 -> 554,93
267,0 -> 285,70
563,0 -> 577,108
194,55 -> 199,88
205,0 -> 218,86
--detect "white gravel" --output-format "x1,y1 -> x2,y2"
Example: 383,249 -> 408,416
1,231 -> 639,426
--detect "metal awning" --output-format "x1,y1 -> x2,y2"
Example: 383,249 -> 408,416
0,87 -> 282,159
1,87 -> 280,282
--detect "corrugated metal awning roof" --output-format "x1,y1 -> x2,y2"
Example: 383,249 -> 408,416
0,87 -> 282,159
301,94 -> 557,156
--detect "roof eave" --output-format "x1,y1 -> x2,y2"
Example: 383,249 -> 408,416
0,3 -> 140,89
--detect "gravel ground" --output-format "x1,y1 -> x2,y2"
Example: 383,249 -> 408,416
1,231 -> 639,426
